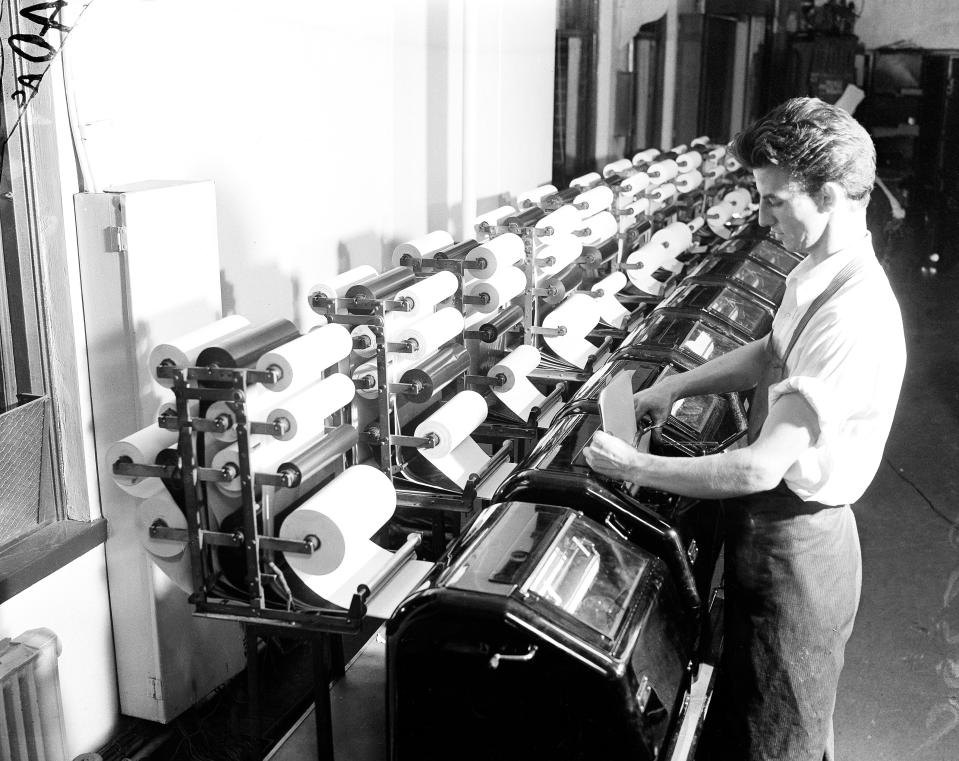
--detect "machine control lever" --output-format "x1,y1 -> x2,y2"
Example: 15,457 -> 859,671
489,645 -> 538,670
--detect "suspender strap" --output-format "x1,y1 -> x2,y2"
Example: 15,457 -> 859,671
780,258 -> 862,368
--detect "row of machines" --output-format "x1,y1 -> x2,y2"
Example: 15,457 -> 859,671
102,134 -> 802,758
384,146 -> 805,760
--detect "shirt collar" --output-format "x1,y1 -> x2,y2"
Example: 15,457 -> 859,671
787,232 -> 874,308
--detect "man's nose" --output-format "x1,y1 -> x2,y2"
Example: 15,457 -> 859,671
757,202 -> 774,228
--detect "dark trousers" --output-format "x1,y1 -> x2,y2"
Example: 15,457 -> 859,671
701,483 -> 862,761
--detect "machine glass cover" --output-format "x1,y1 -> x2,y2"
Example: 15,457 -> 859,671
732,260 -> 785,300
748,240 -> 800,274
707,286 -> 770,334
524,515 -> 648,641
660,283 -> 718,311
660,366 -> 727,438
688,257 -> 784,301
444,503 -> 568,596
679,323 -> 739,362
635,312 -> 697,349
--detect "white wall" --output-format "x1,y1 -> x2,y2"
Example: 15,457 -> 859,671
0,547 -> 119,757
62,0 -> 555,330
856,0 -> 959,50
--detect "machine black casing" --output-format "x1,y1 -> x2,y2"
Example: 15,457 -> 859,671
387,501 -> 695,761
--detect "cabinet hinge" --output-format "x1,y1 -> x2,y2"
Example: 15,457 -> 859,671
108,225 -> 128,254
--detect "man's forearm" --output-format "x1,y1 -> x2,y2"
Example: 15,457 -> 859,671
659,337 -> 768,400
629,447 -> 775,499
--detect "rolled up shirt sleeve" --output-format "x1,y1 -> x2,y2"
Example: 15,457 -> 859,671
768,376 -> 837,445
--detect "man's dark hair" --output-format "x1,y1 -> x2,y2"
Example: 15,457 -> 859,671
730,97 -> 876,206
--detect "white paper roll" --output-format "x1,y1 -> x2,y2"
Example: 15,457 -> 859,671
706,201 -> 736,239
351,360 -> 380,400
651,221 -> 694,252
676,170 -> 704,194
626,239 -> 669,285
396,307 -> 465,358
573,186 -> 614,217
649,183 -> 677,205
489,344 -> 540,392
690,135 -> 711,147
266,373 -> 355,441
724,154 -> 743,172
155,393 -> 199,422
395,271 -> 458,317
392,230 -> 455,267
308,265 -> 378,302
676,151 -> 704,172
541,292 -> 601,369
578,211 -> 618,246
592,272 -> 630,329
149,315 -> 251,387
535,235 -> 583,277
620,171 -> 650,195
517,184 -> 558,208
351,356 -> 412,400
414,390 -> 488,458
570,172 -> 601,189
592,271 -> 628,298
137,489 -> 194,594
603,158 -> 633,177
351,310 -> 417,359
706,145 -> 727,163
536,205 -> 582,238
464,267 -> 526,314
106,425 -> 178,497
465,233 -> 525,280
489,345 -> 545,421
280,464 -> 396,576
211,433 -> 319,495
632,148 -> 661,165
621,196 -> 650,218
473,205 -> 516,236
137,491 -> 188,559
206,384 -> 281,443
350,324 -> 378,359
705,163 -> 728,182
648,159 -> 679,184
255,323 -> 352,393
723,187 -> 753,213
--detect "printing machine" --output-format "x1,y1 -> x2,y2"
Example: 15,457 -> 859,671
387,500 -> 695,761
387,345 -> 748,760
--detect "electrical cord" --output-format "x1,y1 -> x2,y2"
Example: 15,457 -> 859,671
885,456 -> 957,527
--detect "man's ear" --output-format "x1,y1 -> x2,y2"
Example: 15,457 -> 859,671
816,181 -> 844,212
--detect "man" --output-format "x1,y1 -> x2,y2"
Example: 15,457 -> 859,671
584,97 -> 906,761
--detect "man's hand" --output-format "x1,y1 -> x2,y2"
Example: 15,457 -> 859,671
633,383 -> 675,432
583,430 -> 648,483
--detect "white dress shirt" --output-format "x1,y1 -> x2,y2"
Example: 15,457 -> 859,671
766,233 -> 906,505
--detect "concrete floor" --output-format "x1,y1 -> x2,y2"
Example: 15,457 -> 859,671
268,254 -> 959,761
835,257 -> 959,761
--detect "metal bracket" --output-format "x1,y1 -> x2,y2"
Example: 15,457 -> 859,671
108,225 -> 128,254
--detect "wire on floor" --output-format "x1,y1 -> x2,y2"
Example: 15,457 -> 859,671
885,456 -> 958,528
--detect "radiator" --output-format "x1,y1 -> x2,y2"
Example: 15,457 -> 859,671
0,629 -> 67,761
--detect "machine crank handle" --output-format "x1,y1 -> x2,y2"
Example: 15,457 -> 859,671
489,644 -> 538,670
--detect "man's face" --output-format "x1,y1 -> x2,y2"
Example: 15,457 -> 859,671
753,165 -> 828,254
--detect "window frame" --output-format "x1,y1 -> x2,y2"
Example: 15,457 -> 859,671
0,1 -> 103,601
